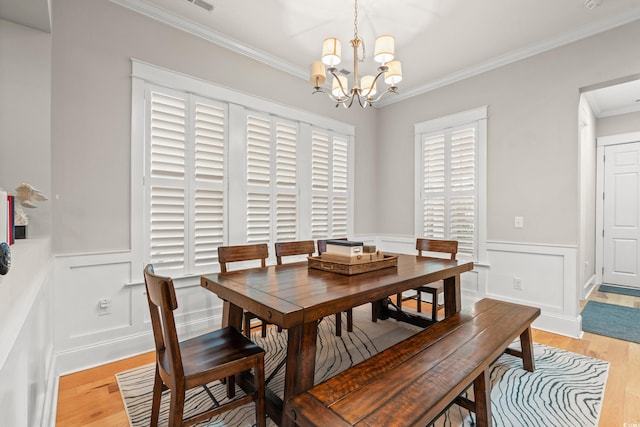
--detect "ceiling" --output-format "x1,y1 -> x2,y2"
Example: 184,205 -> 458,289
2,0 -> 640,112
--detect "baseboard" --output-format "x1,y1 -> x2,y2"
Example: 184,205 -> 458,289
42,348 -> 58,427
531,312 -> 583,339
583,274 -> 597,300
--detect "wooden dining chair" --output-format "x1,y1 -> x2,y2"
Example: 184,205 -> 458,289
143,264 -> 266,427
397,238 -> 458,321
316,238 -> 354,336
217,244 -> 272,338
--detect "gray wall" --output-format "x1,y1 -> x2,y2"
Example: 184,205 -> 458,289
50,0 -> 378,255
597,111 -> 640,137
375,20 -> 640,246
0,19 -> 51,237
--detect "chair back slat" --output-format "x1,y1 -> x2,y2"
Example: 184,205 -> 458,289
218,244 -> 269,273
143,264 -> 183,379
275,240 -> 316,265
317,237 -> 348,255
416,238 -> 458,260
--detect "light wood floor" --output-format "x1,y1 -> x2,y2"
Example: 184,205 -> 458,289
56,290 -> 640,426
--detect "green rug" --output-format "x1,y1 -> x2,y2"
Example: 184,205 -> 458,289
582,300 -> 640,343
598,284 -> 640,297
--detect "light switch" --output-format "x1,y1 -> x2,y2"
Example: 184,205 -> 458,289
514,216 -> 524,228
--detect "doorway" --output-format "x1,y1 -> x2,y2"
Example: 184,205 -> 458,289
582,75 -> 640,294
597,133 -> 640,289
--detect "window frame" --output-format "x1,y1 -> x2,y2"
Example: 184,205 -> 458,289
414,106 -> 487,263
130,59 -> 355,280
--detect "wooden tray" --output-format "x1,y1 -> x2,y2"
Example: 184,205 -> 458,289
308,254 -> 398,275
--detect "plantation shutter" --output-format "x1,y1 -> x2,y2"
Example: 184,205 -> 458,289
421,123 -> 476,256
449,127 -> 475,255
422,133 -> 446,239
311,131 -> 330,238
247,114 -> 272,244
246,114 -> 299,244
332,136 -> 349,237
311,130 -> 350,239
275,122 -> 298,241
148,91 -> 187,272
193,100 -> 225,266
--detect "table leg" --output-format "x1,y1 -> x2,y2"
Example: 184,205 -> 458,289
443,274 -> 461,317
520,327 -> 535,372
472,369 -> 492,427
282,321 -> 318,427
222,300 -> 244,331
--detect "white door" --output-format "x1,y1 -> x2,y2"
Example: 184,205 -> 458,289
603,142 -> 640,288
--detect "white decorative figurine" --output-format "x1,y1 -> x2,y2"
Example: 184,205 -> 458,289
14,183 -> 47,226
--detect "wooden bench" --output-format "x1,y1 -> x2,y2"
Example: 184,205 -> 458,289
284,298 -> 540,427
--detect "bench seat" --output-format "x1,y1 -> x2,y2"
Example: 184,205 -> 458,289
284,298 -> 540,427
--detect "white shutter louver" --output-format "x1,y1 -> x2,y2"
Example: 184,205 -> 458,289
247,115 -> 271,186
332,137 -> 348,192
149,92 -> 186,270
312,131 -> 330,238
193,102 -> 225,266
311,131 -> 350,238
275,122 -> 297,241
246,115 -> 272,243
422,133 -> 445,239
420,123 -> 477,257
450,128 -> 476,255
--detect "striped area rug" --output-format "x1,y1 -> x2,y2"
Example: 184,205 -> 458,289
116,307 -> 608,427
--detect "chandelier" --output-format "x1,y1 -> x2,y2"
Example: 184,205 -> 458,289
309,0 -> 402,108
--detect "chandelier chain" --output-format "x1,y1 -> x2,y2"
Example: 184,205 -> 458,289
353,0 -> 358,40
353,0 -> 365,62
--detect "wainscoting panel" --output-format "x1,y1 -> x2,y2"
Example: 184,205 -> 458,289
54,236 -> 582,375
374,236 -> 581,338
54,253 -> 222,375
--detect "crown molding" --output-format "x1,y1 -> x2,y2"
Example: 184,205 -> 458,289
112,0 -> 640,109
110,0 -> 308,81
377,6 -> 640,108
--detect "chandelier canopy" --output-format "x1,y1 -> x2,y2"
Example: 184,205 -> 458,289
309,0 -> 402,108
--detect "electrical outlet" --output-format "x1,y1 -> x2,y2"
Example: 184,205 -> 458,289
98,298 -> 111,315
514,216 -> 524,228
513,277 -> 523,290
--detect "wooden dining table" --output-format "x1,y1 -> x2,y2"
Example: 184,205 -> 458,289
201,253 -> 474,426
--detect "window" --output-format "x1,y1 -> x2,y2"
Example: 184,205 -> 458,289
131,60 -> 354,278
144,87 -> 226,275
246,113 -> 298,244
311,130 -> 349,239
415,107 -> 487,260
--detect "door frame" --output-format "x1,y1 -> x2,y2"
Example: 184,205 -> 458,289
595,131 -> 640,286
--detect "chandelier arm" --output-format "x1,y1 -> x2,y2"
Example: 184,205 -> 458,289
328,68 -> 350,98
360,69 -> 386,98
367,86 -> 400,104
